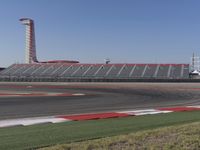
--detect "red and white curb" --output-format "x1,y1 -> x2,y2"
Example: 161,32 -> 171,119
0,105 -> 200,128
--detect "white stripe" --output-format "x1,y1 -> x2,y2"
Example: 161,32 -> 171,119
0,116 -> 69,128
72,93 -> 85,96
119,109 -> 157,114
134,110 -> 172,116
46,93 -> 62,96
119,109 -> 172,116
187,105 -> 200,108
26,86 -> 33,88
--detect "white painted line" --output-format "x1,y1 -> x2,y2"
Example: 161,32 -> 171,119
133,110 -> 172,116
0,116 -> 70,128
187,105 -> 200,108
26,86 -> 33,88
46,93 -> 62,96
72,93 -> 85,96
0,95 -> 21,97
119,109 -> 157,114
119,109 -> 172,116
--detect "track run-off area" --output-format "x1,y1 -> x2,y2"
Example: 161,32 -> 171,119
0,82 -> 200,121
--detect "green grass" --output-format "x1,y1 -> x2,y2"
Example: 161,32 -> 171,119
41,121 -> 200,150
0,111 -> 200,150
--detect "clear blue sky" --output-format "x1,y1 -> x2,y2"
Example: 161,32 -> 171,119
0,0 -> 200,67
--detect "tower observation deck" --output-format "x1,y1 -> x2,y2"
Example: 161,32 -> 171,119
19,18 -> 79,64
20,18 -> 38,64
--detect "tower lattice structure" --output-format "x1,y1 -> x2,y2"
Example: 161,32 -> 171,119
20,18 -> 38,64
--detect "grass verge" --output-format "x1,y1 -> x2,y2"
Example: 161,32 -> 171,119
0,111 -> 200,150
40,121 -> 200,150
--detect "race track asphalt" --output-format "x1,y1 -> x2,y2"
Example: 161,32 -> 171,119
0,82 -> 200,120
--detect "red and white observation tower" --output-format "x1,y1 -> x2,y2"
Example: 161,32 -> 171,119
19,18 -> 79,64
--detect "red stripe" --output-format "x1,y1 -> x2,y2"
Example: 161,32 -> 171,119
158,107 -> 200,112
58,112 -> 129,121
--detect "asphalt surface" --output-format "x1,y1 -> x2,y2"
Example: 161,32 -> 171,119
0,82 -> 200,120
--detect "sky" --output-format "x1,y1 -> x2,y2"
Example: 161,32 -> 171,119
0,0 -> 200,67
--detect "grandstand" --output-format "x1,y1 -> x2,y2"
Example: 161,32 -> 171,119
0,68 -> 5,72
0,63 -> 190,82
0,18 -> 192,82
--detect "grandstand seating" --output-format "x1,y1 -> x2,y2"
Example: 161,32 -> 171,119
0,67 -> 5,72
107,65 -> 124,78
131,64 -> 146,78
169,64 -> 182,78
0,63 -> 190,81
157,65 -> 170,78
84,65 -> 102,77
118,65 -> 134,78
142,64 -> 157,78
62,65 -> 79,77
95,65 -> 113,77
51,64 -> 68,76
73,65 -> 90,77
